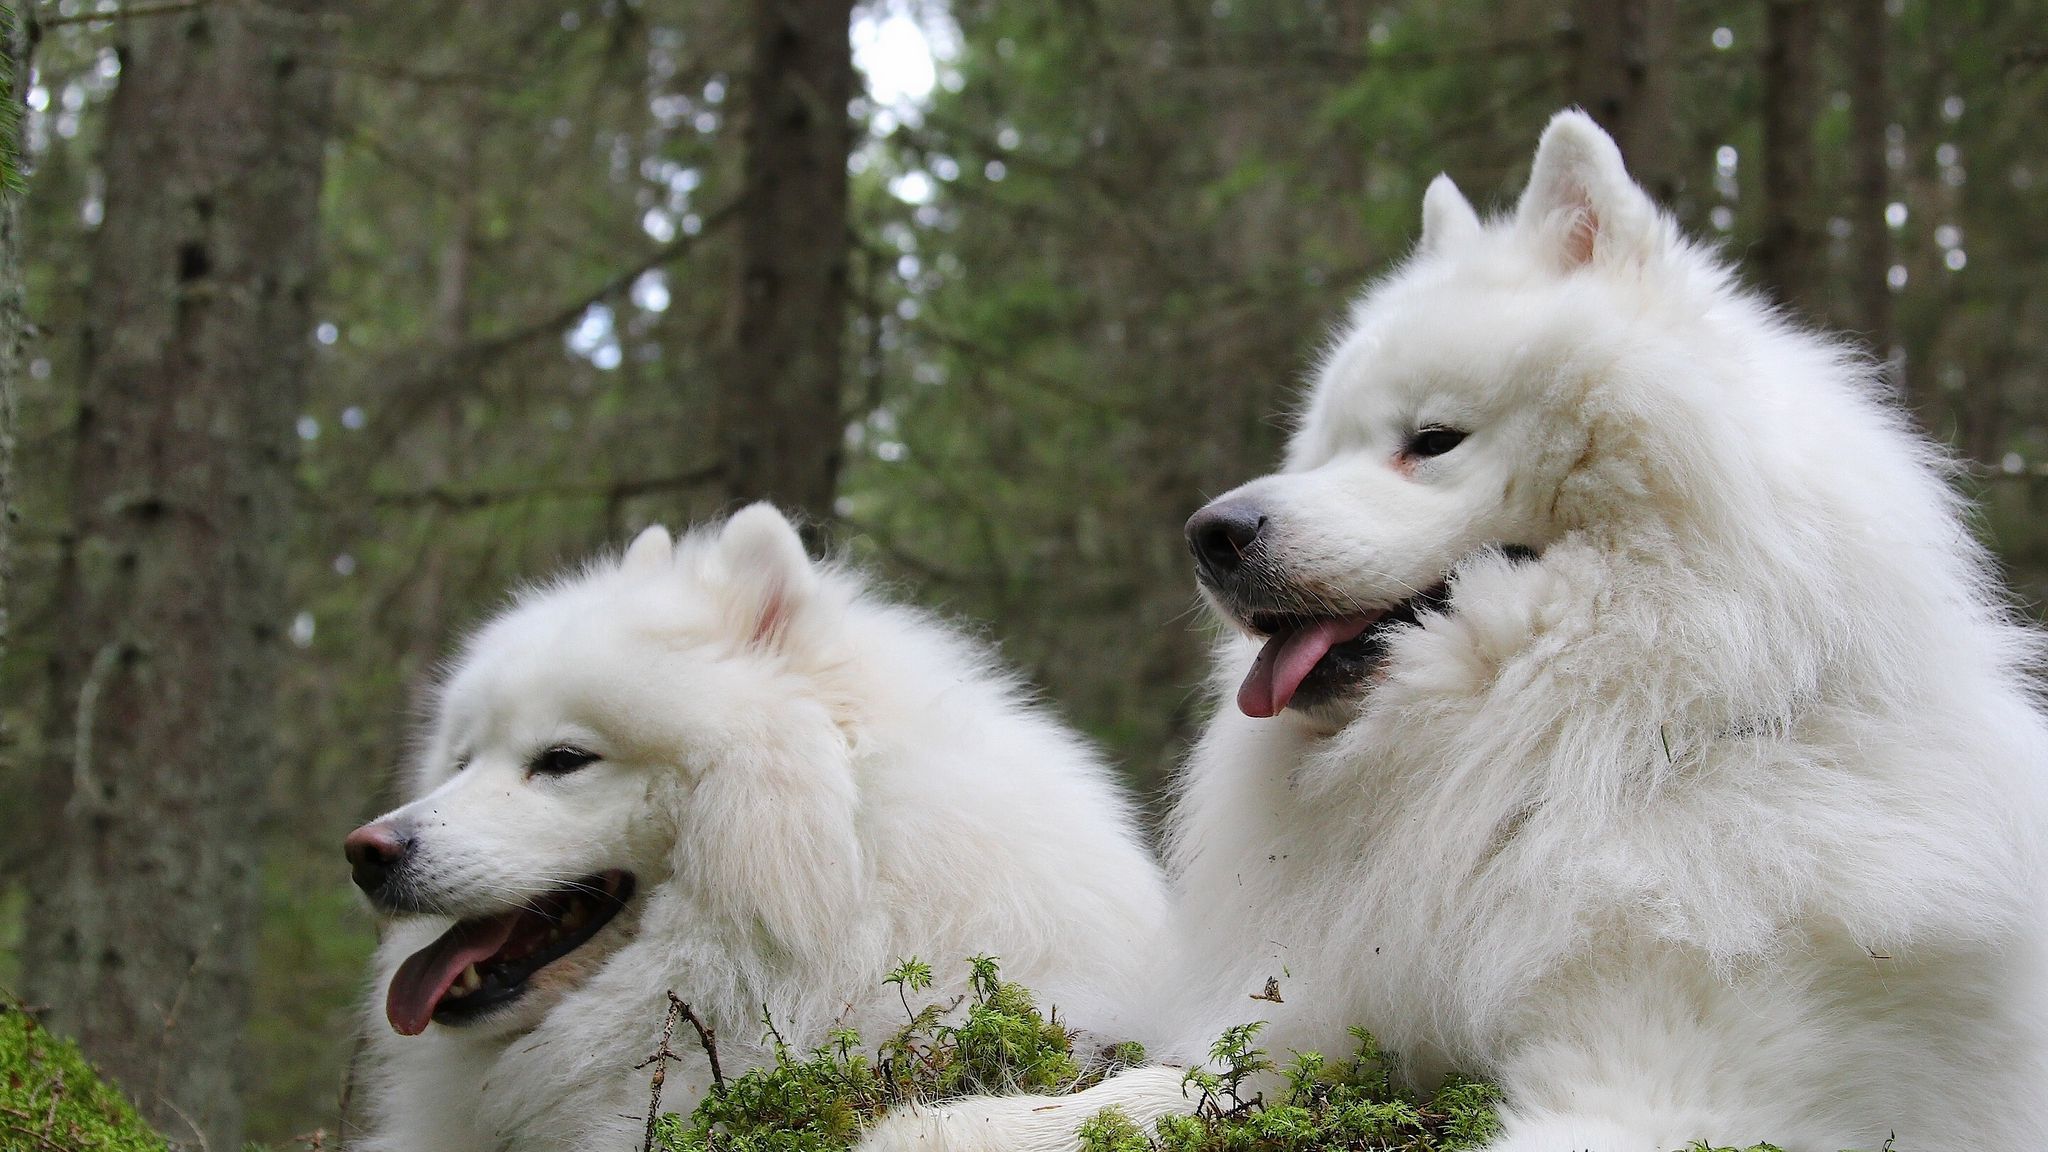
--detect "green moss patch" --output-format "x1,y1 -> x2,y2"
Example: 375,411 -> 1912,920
651,957 -> 1501,1152
0,998 -> 169,1152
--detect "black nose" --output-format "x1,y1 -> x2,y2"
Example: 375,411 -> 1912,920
1185,500 -> 1267,583
343,821 -> 410,897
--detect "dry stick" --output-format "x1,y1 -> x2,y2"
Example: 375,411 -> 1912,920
637,993 -> 723,1152
636,996 -> 682,1152
678,996 -> 724,1090
0,1119 -> 68,1152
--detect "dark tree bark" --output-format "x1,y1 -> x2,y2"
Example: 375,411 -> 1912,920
720,0 -> 857,534
1845,0 -> 1894,358
19,5 -> 333,1148
0,0 -> 25,668
1760,0 -> 1822,312
1569,0 -> 1676,202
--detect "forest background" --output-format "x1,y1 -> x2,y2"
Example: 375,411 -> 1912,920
0,0 -> 2043,1147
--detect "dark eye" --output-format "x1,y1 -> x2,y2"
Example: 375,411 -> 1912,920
1406,426 -> 1469,458
531,746 -> 601,776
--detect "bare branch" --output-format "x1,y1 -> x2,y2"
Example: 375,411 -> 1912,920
637,994 -> 722,1152
637,995 -> 683,1152
677,997 -> 723,1091
34,0 -> 210,29
352,197 -> 741,461
368,466 -> 723,514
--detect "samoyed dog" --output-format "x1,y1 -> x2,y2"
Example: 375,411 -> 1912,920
344,504 -> 1167,1152
862,112 -> 2048,1151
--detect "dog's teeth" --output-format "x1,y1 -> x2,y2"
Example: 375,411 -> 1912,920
454,964 -> 482,995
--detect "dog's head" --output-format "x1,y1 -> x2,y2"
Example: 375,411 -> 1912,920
346,504 -> 865,1037
1192,110 -> 1743,722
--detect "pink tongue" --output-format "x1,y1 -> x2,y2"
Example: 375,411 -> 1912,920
1237,614 -> 1379,718
385,912 -> 522,1036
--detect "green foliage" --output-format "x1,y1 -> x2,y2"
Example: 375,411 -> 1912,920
0,4 -> 22,199
0,1000 -> 168,1152
1080,1107 -> 1157,1152
655,956 -> 1092,1152
1127,1023 -> 1503,1152
655,960 -> 1502,1152
653,965 -> 1871,1152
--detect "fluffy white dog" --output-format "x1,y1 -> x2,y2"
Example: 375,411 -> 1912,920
862,112 -> 2048,1151
344,504 -> 1166,1152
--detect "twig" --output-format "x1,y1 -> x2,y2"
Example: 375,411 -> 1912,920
67,640 -> 122,820
0,1119 -> 68,1152
35,0 -> 209,29
677,997 -> 723,1090
158,1094 -> 213,1152
153,923 -> 219,1117
759,1003 -> 788,1051
368,467 -> 721,513
346,197 -> 742,468
636,996 -> 682,1152
636,993 -> 722,1152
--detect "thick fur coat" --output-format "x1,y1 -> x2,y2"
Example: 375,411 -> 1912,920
861,112 -> 2048,1151
353,506 -> 1167,1152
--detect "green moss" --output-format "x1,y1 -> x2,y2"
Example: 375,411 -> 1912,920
654,960 -> 1504,1152
652,960 -> 1901,1152
1133,1023 -> 1503,1152
656,956 -> 1098,1152
0,999 -> 169,1152
1079,1107 -> 1156,1152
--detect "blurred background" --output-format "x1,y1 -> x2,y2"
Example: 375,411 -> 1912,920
0,0 -> 2043,1146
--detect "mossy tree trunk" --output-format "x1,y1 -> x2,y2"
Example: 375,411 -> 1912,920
19,5 -> 333,1148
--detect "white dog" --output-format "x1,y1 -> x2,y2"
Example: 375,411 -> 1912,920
344,504 -> 1167,1152
862,112 -> 2048,1151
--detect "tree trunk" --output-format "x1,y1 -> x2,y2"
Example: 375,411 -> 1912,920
720,0 -> 857,535
19,5 -> 333,1149
1760,0 -> 1821,312
1844,0 -> 1894,360
0,0 -> 26,669
1569,0 -> 1676,202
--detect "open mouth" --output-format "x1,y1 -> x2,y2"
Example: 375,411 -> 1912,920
1232,545 -> 1538,719
1236,585 -> 1452,718
385,870 -> 635,1036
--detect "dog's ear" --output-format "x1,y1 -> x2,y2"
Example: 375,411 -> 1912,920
673,713 -> 864,956
1419,174 -> 1482,253
1515,109 -> 1659,271
717,502 -> 819,649
622,524 -> 675,574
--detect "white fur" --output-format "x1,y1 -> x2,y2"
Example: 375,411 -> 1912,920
353,503 -> 1167,1152
861,111 -> 2048,1151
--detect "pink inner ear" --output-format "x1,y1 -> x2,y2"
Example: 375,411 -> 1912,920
749,581 -> 792,648
1562,204 -> 1599,267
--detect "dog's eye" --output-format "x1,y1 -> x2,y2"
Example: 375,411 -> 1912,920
1406,426 -> 1469,458
531,746 -> 601,776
